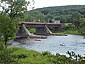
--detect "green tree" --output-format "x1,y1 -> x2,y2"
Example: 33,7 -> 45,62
60,15 -> 67,23
24,13 -> 34,22
0,14 -> 17,48
79,18 -> 85,35
41,10 -> 48,15
46,14 -> 54,23
32,13 -> 45,22
36,13 -> 45,22
71,12 -> 81,28
0,0 -> 30,19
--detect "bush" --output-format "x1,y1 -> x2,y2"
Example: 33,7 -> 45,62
64,24 -> 75,30
0,47 -> 84,64
0,48 -> 18,64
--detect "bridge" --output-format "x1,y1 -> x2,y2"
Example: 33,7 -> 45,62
16,22 -> 65,39
19,22 -> 61,28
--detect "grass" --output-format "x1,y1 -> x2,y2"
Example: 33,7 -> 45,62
55,30 -> 80,35
28,28 -> 36,33
62,30 -> 79,34
0,47 -> 84,64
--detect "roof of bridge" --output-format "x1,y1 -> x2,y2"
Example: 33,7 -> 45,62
21,22 -> 61,25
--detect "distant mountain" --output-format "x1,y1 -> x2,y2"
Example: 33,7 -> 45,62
25,5 -> 85,23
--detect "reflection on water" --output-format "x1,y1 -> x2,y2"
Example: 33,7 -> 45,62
10,34 -> 85,55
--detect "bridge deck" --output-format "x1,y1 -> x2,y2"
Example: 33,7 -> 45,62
19,22 -> 61,28
21,22 -> 61,25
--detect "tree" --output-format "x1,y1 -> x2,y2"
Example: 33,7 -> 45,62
79,18 -> 85,35
0,0 -> 30,19
60,15 -> 67,23
0,14 -> 17,48
41,10 -> 48,15
35,13 -> 45,22
46,14 -> 54,23
24,13 -> 34,22
71,12 -> 81,28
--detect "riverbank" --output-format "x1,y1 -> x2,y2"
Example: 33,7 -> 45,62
0,47 -> 84,64
55,30 -> 80,35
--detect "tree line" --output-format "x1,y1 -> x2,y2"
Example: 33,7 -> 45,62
25,5 -> 85,23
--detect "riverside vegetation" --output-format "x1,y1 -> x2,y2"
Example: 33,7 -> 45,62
0,47 -> 85,64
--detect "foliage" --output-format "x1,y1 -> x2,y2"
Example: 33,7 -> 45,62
79,18 -> 85,35
24,13 -> 34,22
0,0 -> 30,19
54,23 -> 79,34
0,47 -> 84,64
0,14 -> 17,48
66,51 -> 81,60
55,30 -> 79,35
64,23 -> 75,30
28,28 -> 36,33
71,12 -> 81,28
0,48 -> 18,64
27,5 -> 85,23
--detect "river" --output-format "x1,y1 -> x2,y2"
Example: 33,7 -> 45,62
10,34 -> 85,56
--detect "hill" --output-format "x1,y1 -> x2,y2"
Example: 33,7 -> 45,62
25,5 -> 85,23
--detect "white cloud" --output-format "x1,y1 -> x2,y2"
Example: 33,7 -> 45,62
34,0 -> 85,8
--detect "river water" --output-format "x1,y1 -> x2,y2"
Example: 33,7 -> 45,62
11,34 -> 85,56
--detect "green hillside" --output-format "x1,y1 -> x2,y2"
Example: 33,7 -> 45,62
30,5 -> 85,13
25,5 -> 85,23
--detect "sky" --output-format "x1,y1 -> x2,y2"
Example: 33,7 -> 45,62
33,0 -> 85,9
0,0 -> 85,11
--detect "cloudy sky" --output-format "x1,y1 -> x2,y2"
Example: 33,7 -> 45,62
33,0 -> 85,9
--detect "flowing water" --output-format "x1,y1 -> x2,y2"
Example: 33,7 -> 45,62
10,34 -> 85,56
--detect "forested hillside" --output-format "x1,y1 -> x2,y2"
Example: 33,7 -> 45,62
25,5 -> 85,23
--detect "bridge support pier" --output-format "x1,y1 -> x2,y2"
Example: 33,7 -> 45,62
16,24 -> 29,38
36,27 -> 48,35
36,25 -> 52,35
